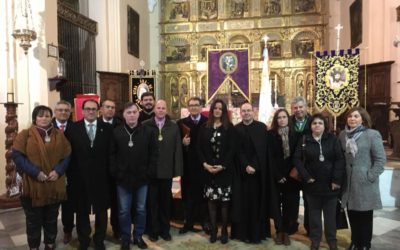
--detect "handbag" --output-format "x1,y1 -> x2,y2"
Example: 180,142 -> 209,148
290,135 -> 306,182
336,199 -> 349,229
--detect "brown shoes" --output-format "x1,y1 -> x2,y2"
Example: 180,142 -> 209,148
274,232 -> 283,245
63,232 -> 72,244
282,233 -> 291,246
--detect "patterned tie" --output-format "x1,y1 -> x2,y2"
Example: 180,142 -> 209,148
59,124 -> 65,133
87,123 -> 95,146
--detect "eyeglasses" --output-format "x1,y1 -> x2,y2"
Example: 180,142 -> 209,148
56,109 -> 70,112
83,108 -> 98,112
188,104 -> 200,107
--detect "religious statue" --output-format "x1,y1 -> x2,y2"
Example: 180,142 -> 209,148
306,74 -> 314,107
179,79 -> 189,107
296,74 -> 305,96
170,2 -> 189,19
170,80 -> 180,115
294,0 -> 315,13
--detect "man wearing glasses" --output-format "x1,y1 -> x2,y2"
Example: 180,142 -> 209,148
177,97 -> 209,234
52,100 -> 75,244
68,99 -> 113,250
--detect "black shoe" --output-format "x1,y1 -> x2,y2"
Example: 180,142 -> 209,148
220,228 -> 228,244
120,241 -> 130,250
209,229 -> 217,243
133,237 -> 148,249
202,223 -> 211,235
179,226 -> 191,234
160,233 -> 172,241
148,234 -> 158,242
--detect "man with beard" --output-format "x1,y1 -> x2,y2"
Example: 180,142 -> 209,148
177,97 -> 209,234
290,96 -> 311,235
232,102 -> 273,243
143,100 -> 183,242
138,92 -> 155,123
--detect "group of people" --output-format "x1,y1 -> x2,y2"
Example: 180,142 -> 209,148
12,93 -> 385,250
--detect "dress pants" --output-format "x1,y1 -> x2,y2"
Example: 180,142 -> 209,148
20,197 -> 60,248
61,199 -> 75,234
147,178 -> 173,236
76,210 -> 107,249
348,210 -> 373,248
306,194 -> 337,247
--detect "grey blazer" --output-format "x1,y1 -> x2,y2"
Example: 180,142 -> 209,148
339,129 -> 386,211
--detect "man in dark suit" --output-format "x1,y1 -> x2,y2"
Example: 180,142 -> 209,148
143,99 -> 183,242
99,99 -> 121,239
52,100 -> 74,244
68,99 -> 113,250
138,92 -> 155,123
177,97 -> 209,234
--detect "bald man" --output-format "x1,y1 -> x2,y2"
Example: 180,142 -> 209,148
142,100 -> 183,242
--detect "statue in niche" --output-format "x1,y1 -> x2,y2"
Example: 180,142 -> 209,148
296,74 -> 305,96
306,74 -> 314,107
294,39 -> 314,57
180,79 -> 189,107
170,2 -> 189,20
199,0 -> 218,20
264,0 -> 281,16
230,0 -> 248,18
200,77 -> 207,103
294,0 -> 315,13
170,79 -> 180,114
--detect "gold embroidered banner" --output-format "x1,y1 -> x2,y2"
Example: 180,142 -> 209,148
315,49 -> 360,116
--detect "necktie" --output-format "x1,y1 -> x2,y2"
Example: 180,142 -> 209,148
88,124 -> 95,146
59,124 -> 65,133
193,119 -> 198,125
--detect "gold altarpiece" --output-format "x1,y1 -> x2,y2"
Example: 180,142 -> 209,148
159,0 -> 328,118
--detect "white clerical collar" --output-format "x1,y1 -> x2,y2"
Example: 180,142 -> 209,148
103,117 -> 113,124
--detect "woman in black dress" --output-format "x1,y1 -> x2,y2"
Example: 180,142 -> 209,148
267,108 -> 300,246
197,99 -> 236,244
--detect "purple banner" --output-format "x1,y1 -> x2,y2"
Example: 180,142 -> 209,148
207,49 -> 249,100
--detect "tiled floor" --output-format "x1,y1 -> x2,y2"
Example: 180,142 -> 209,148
1,153 -> 400,249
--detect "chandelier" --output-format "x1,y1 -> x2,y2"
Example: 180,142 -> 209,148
12,0 -> 36,54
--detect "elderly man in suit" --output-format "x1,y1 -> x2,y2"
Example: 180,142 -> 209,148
143,99 -> 183,242
52,100 -> 75,244
68,99 -> 113,250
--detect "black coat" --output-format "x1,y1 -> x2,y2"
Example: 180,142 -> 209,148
267,129 -> 298,182
197,123 -> 237,187
68,119 -> 113,214
234,121 -> 269,221
293,132 -> 345,196
177,115 -> 208,201
98,116 -> 122,128
110,123 -> 158,189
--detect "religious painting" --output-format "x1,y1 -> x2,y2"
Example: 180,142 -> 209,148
263,0 -> 281,16
350,0 -> 362,48
169,1 -> 189,21
199,0 -> 218,20
179,77 -> 189,107
293,39 -> 314,57
129,76 -> 155,106
261,40 -> 282,58
166,45 -> 190,62
293,0 -> 315,13
230,0 -> 249,18
295,73 -> 305,96
325,65 -> 349,93
127,6 -> 139,58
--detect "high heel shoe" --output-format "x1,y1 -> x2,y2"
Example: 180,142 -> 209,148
220,227 -> 228,244
209,228 -> 217,243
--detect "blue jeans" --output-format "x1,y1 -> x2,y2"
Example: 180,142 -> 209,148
117,184 -> 148,242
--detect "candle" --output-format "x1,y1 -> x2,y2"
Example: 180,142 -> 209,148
7,79 -> 14,103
